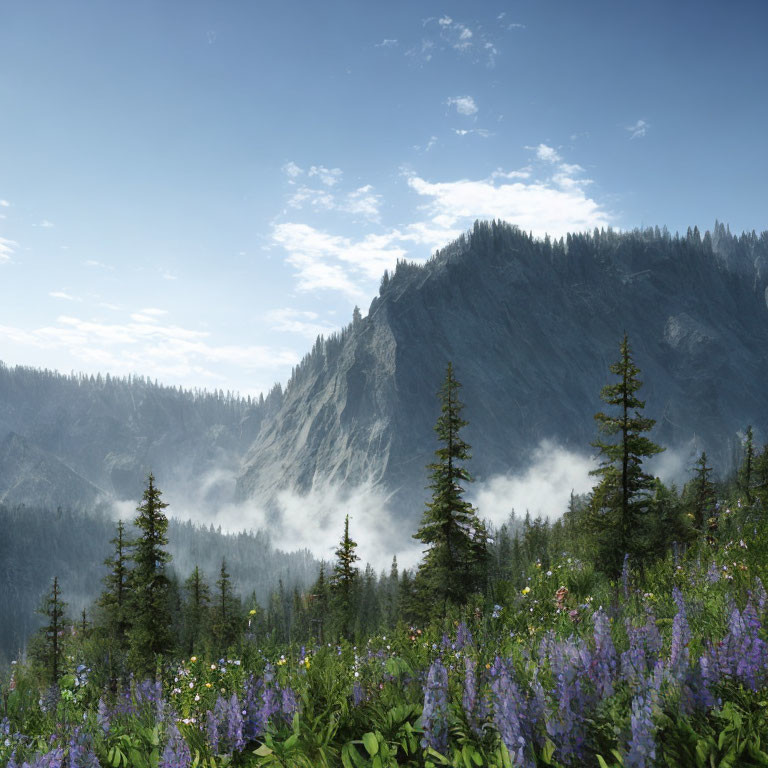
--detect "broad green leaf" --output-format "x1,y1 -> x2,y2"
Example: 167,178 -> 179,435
362,731 -> 379,756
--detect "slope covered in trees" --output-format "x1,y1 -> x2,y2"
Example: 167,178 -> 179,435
238,221 -> 768,513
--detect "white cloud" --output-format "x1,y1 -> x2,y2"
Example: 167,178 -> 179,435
375,39 -> 398,48
161,270 -> 178,281
283,161 -> 304,179
37,219 -> 55,228
454,128 -> 491,138
470,440 -> 596,527
272,145 -> 611,301
533,143 -> 561,163
344,185 -> 381,219
0,199 -> 10,207
288,186 -> 336,211
406,153 -> 611,239
0,237 -> 17,263
288,183 -> 381,221
49,291 -> 79,301
266,308 -> 338,340
446,95 -> 478,116
272,222 -> 411,299
0,313 -> 299,388
626,119 -> 648,139
308,165 -> 342,187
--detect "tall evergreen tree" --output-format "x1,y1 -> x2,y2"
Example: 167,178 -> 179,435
739,426 -> 755,504
413,363 -> 488,613
212,558 -> 240,653
686,452 -> 716,532
98,520 -> 131,648
588,334 -> 664,577
183,565 -> 210,655
34,576 -> 68,686
331,515 -> 359,640
128,473 -> 173,672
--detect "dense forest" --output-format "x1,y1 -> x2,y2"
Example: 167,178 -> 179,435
0,508 -> 318,666
1,334 -> 767,766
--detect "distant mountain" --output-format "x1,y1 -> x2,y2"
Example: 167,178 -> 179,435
0,431 -> 104,509
1,221 -> 767,521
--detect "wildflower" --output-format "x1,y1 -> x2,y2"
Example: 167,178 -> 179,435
160,723 -> 192,768
190,656 -> 197,663
421,659 -> 450,754
522,587 -> 531,595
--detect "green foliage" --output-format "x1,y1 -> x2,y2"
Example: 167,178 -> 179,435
414,363 -> 488,616
332,515 -> 360,640
588,334 -> 664,577
128,473 -> 174,673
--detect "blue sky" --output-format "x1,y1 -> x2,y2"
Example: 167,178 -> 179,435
1,0 -> 766,396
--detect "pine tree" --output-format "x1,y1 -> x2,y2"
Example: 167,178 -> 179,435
739,426 -> 755,504
98,520 -> 131,648
589,334 -> 664,577
35,576 -> 68,685
128,473 -> 173,672
309,562 -> 329,642
331,515 -> 359,640
183,565 -> 210,655
686,452 -> 716,532
413,363 -> 488,613
212,558 -> 240,653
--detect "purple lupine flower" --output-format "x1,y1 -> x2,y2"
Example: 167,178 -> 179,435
490,659 -> 535,768
159,723 -> 191,768
754,577 -> 767,616
700,600 -> 767,692
68,728 -> 100,768
227,694 -> 245,752
545,637 -> 591,764
622,607 -> 662,688
456,622 -> 473,650
624,693 -> 655,768
206,706 -> 220,754
421,659 -> 450,754
96,698 -> 110,735
352,682 -> 366,707
462,657 -> 483,736
280,686 -> 298,723
706,562 -> 720,584
668,588 -> 690,681
590,609 -> 617,698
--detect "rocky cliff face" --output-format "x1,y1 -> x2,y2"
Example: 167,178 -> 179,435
1,222 -> 766,520
237,222 -> 768,516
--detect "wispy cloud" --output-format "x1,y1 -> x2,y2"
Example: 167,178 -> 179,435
272,146 -> 612,302
532,143 -> 561,163
626,119 -> 649,139
410,16 -> 499,67
308,165 -> 342,187
272,223 -> 407,300
0,237 -> 17,263
266,308 -> 339,340
0,199 -> 10,207
446,95 -> 478,116
287,182 -> 382,221
49,290 -> 80,301
375,38 -> 398,48
0,313 -> 299,389
454,128 -> 491,138
35,219 -> 55,229
282,161 -> 304,179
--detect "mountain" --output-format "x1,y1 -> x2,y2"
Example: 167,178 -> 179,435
1,221 -> 767,522
238,221 -> 768,514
